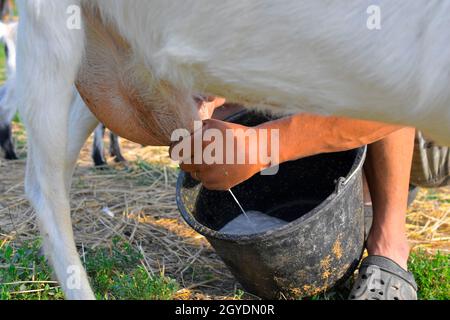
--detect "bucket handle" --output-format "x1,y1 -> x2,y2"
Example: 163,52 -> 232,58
335,177 -> 348,193
335,146 -> 367,193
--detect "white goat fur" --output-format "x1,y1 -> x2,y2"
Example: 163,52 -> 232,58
0,22 -> 92,130
14,0 -> 450,299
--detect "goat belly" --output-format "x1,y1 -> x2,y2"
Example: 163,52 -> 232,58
76,4 -> 200,147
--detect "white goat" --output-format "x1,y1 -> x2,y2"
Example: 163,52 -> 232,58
14,0 -> 450,299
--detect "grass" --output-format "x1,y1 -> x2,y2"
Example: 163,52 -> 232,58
1,239 -> 447,300
408,251 -> 449,300
0,240 -> 64,300
0,238 -> 179,300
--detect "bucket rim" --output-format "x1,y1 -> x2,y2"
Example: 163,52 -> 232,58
176,112 -> 367,243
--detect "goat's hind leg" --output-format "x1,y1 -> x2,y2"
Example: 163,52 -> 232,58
0,84 -> 18,160
92,124 -> 107,167
0,121 -> 17,160
109,132 -> 126,163
17,0 -> 96,300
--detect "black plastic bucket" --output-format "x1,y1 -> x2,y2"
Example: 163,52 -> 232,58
176,111 -> 367,299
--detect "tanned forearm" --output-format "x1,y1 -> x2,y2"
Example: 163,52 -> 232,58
257,113 -> 406,163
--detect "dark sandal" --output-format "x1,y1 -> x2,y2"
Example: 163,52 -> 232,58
349,255 -> 418,300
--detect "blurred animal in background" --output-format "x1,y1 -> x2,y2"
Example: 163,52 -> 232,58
0,84 -> 17,160
0,18 -> 18,160
0,0 -> 14,22
92,124 -> 126,167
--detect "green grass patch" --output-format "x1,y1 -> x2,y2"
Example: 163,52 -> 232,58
0,240 -> 65,300
1,239 -> 448,300
85,238 -> 179,300
0,239 -> 450,300
408,250 -> 449,300
0,238 -> 179,300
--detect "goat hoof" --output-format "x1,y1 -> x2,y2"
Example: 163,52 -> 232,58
5,152 -> 19,160
113,156 -> 126,163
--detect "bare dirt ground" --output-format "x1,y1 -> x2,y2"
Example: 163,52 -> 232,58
1,123 -> 449,299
